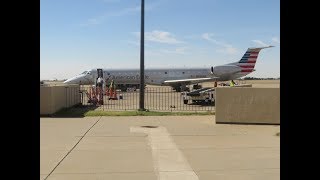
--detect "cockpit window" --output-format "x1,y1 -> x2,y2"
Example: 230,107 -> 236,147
87,71 -> 91,75
81,71 -> 88,75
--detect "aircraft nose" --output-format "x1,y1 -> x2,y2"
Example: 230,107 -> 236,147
63,79 -> 72,84
64,74 -> 86,84
64,77 -> 77,84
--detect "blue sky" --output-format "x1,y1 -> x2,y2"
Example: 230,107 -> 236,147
41,0 -> 280,80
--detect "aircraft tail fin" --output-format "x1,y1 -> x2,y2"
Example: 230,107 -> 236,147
235,45 -> 274,73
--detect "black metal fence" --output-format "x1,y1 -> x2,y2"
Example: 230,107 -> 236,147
65,85 -> 214,112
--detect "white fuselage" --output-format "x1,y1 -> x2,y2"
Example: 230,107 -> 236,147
65,68 -> 206,85
63,46 -> 274,87
64,66 -> 250,85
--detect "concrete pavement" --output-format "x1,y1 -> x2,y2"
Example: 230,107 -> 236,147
40,116 -> 280,180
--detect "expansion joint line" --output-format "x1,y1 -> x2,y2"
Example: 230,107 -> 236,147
44,116 -> 102,180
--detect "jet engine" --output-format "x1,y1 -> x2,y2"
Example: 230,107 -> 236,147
210,65 -> 241,76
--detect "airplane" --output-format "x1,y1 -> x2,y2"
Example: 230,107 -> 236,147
64,46 -> 274,91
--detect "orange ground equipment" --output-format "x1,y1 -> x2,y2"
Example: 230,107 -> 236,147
85,85 -> 104,105
108,80 -> 118,100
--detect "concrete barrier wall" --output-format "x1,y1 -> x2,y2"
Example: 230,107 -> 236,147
40,85 -> 80,115
215,87 -> 280,124
233,84 -> 252,87
40,86 -> 52,115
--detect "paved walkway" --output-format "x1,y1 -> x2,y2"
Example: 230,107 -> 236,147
40,116 -> 280,180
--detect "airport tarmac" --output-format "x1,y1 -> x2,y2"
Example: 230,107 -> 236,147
41,116 -> 280,180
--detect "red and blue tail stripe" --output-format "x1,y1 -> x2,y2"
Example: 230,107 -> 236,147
237,48 -> 264,73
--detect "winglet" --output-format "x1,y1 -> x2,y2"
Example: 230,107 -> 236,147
249,45 -> 275,50
263,45 -> 275,48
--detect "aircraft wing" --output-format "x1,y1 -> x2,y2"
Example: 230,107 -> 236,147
164,77 -> 219,85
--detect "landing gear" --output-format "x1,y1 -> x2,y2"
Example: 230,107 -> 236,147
117,84 -> 139,92
172,85 -> 180,92
173,84 -> 189,92
193,84 -> 202,90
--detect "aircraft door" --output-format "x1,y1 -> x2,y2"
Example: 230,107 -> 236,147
97,69 -> 103,78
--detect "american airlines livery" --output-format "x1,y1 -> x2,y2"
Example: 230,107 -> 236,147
64,46 -> 274,91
